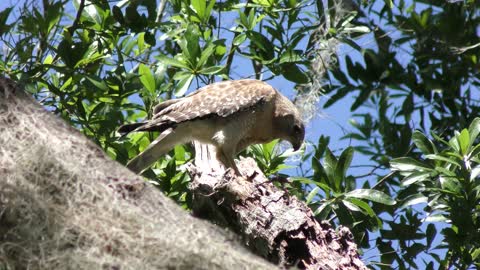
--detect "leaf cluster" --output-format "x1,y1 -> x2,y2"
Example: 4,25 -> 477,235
322,0 -> 480,268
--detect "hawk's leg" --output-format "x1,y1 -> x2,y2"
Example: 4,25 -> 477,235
216,149 -> 242,176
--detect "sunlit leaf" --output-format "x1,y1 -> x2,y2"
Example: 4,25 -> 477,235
399,194 -> 428,209
199,65 -> 223,75
139,64 -> 156,94
335,146 -> 354,182
458,129 -> 470,155
345,189 -> 396,205
424,154 -> 461,167
305,187 -> 320,204
157,55 -> 191,70
175,73 -> 194,96
390,157 -> 432,172
412,131 -> 435,154
401,171 -> 431,186
345,197 -> 376,217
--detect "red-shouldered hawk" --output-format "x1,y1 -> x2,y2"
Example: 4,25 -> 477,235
118,79 -> 305,175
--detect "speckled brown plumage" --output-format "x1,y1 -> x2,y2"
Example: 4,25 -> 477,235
119,79 -> 305,175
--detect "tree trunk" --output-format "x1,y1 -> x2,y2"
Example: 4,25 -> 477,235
188,144 -> 366,269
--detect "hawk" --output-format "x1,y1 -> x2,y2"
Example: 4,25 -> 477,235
118,79 -> 305,175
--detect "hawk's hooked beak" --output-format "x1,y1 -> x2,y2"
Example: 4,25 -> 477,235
292,141 -> 303,152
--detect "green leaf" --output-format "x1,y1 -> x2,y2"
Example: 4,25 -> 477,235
175,73 -> 194,96
431,131 -> 450,147
174,145 -> 187,162
144,31 -> 156,47
191,0 -> 206,21
472,248 -> 480,261
458,129 -> 470,155
469,143 -> 480,158
247,8 -> 256,29
281,63 -> 309,84
350,88 -> 371,111
314,201 -> 332,219
439,176 -> 461,194
412,131 -> 435,154
424,154 -> 461,167
399,194 -> 428,209
335,11 -> 357,29
233,33 -> 247,46
426,223 -> 436,248
424,214 -> 448,222
343,25 -> 370,34
469,118 -> 480,144
85,75 -> 109,91
157,55 -> 191,70
344,197 -> 376,217
401,171 -> 430,186
112,5 -> 124,24
345,189 -> 396,205
279,50 -> 303,64
384,0 -> 393,9
334,147 -> 354,189
80,0 -> 101,24
43,54 -> 54,65
292,177 -> 333,194
139,64 -> 156,94
470,165 -> 480,181
197,43 -> 216,67
448,133 -> 461,152
342,200 -> 363,212
0,7 -> 13,35
305,187 -> 320,204
248,31 -> 274,61
184,25 -> 201,63
199,65 -> 224,75
390,157 -> 432,172
336,147 -> 354,177
205,0 -> 215,21
238,9 -> 248,28
323,148 -> 337,188
434,166 -> 457,177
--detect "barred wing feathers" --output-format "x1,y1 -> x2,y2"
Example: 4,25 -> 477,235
133,79 -> 276,133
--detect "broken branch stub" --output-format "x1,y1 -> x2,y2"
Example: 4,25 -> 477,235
188,143 -> 367,269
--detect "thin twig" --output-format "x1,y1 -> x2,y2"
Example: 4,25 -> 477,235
68,0 -> 85,36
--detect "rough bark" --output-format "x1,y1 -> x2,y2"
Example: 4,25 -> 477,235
0,77 -> 275,269
188,141 -> 367,269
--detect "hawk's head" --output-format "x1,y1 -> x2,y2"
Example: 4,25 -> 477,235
273,95 -> 305,151
286,116 -> 305,151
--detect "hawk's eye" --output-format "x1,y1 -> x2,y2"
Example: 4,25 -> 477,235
293,124 -> 302,134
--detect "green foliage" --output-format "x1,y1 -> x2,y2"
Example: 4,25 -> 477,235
298,136 -> 394,245
392,120 -> 480,269
321,1 -> 480,269
245,139 -> 297,176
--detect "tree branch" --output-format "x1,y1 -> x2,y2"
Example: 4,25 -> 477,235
188,143 -> 367,269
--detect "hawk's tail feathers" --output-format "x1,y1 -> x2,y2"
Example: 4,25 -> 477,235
126,128 -> 175,174
117,122 -> 145,135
